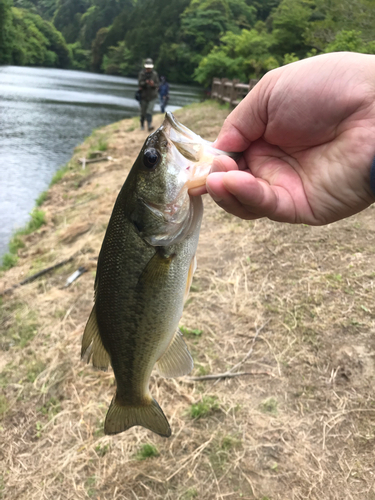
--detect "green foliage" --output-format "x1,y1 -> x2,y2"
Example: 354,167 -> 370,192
189,396 -> 220,419
67,41 -> 90,70
0,0 -> 14,64
6,0 -> 375,85
195,27 -> 278,86
271,0 -> 314,57
101,40 -> 132,75
325,29 -> 375,54
136,443 -> 159,460
3,7 -> 71,67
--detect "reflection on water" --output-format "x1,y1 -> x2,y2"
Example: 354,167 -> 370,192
0,66 -> 203,256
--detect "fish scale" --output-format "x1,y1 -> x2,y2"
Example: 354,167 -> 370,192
81,113 -> 237,437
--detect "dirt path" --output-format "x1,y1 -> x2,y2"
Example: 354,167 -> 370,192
1,102 -> 375,500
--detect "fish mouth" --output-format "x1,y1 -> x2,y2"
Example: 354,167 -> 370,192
163,112 -> 239,190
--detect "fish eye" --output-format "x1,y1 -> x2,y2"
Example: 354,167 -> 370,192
143,148 -> 160,170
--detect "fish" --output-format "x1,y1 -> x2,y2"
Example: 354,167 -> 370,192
81,112 -> 237,437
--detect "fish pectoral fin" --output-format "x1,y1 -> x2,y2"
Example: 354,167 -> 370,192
81,305 -> 111,370
156,329 -> 194,378
105,393 -> 171,438
137,250 -> 174,288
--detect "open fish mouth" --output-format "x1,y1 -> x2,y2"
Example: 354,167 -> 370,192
163,112 -> 240,190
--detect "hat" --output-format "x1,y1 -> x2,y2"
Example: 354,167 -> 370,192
144,58 -> 154,68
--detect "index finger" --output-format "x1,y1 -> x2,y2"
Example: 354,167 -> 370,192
214,75 -> 272,152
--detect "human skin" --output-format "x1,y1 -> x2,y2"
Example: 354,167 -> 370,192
190,52 -> 375,225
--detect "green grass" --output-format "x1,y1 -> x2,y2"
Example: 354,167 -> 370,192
180,488 -> 198,499
0,395 -> 8,417
0,301 -> 39,349
0,253 -> 18,270
189,396 -> 220,419
180,326 -> 203,337
50,164 -> 70,186
35,191 -> 48,206
1,209 -> 46,270
136,443 -> 159,460
97,138 -> 108,151
259,397 -> 278,416
38,397 -> 61,418
95,443 -> 110,457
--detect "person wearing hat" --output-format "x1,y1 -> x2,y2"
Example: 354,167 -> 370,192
138,58 -> 160,131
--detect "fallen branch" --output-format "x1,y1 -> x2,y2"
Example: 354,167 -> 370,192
186,370 -> 274,382
77,156 -> 113,166
213,319 -> 270,387
1,257 -> 74,296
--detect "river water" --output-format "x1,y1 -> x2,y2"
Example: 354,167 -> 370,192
0,66 -> 203,257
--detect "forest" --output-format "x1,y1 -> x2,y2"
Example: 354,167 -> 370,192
0,0 -> 375,86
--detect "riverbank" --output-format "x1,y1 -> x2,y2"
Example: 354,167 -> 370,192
1,101 -> 375,500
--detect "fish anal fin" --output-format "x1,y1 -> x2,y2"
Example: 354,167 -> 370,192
156,330 -> 194,378
104,393 -> 171,437
81,305 -> 111,370
184,255 -> 197,303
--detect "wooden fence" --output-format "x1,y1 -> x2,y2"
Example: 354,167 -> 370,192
211,78 -> 259,107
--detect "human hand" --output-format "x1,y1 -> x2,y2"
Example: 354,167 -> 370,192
193,52 -> 375,225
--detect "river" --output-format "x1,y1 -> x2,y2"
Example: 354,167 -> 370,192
0,66 -> 203,257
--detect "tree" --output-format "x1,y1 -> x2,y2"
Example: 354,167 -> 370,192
0,0 -> 13,63
271,0 -> 315,57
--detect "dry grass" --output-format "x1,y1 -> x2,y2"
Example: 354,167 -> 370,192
1,101 -> 375,500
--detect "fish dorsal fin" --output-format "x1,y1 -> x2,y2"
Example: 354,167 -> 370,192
81,305 -> 111,370
156,330 -> 194,378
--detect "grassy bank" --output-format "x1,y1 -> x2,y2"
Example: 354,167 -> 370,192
1,101 -> 375,500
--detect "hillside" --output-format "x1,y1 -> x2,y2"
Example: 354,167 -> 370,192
1,101 -> 375,500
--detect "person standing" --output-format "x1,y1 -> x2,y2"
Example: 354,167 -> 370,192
138,58 -> 159,131
158,76 -> 170,113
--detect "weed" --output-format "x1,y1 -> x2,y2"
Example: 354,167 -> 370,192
23,209 -> 46,234
0,253 -> 18,270
136,443 -> 159,460
259,397 -> 278,416
35,191 -> 48,207
38,397 -> 61,418
0,302 -> 39,349
85,476 -> 96,497
26,359 -> 45,382
181,488 -> 198,499
8,235 -> 24,254
95,443 -> 110,457
196,364 -> 210,376
189,396 -> 219,419
35,421 -> 43,438
180,326 -> 203,337
220,434 -> 241,450
50,164 -> 70,186
94,420 -> 104,437
0,395 -> 8,417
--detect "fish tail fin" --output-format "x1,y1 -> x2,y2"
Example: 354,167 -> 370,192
104,393 -> 171,437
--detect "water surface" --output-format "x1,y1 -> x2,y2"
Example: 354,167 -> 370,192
0,66 -> 202,256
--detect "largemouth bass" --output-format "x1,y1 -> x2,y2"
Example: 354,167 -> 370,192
82,113 -> 236,437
